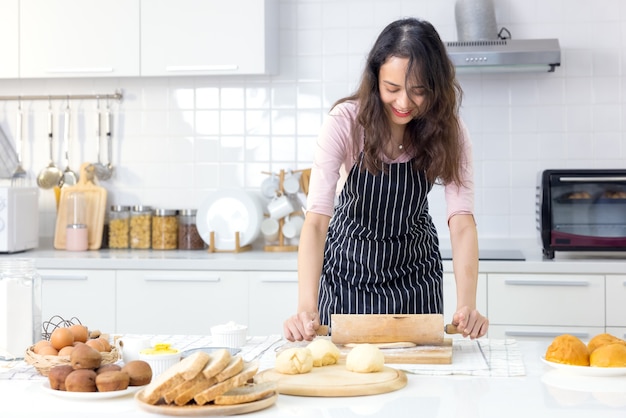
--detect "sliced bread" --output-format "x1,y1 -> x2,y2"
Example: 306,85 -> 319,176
201,348 -> 232,379
215,355 -> 244,382
193,361 -> 259,406
142,351 -> 210,405
214,381 -> 277,405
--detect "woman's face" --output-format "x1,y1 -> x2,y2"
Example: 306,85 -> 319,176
378,56 -> 426,127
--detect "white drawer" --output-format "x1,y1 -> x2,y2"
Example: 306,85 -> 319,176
606,275 -> 626,327
487,274 -> 604,327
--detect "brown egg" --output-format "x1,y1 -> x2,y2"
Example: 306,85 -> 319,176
50,327 -> 74,350
58,345 -> 75,357
85,338 -> 105,352
68,324 -> 89,343
97,337 -> 112,352
33,339 -> 52,354
38,345 -> 59,356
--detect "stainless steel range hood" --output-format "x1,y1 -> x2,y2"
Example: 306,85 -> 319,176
446,38 -> 561,73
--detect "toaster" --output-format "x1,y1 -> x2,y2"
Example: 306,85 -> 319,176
0,187 -> 39,253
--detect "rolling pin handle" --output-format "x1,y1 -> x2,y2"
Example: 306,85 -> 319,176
316,325 -> 330,336
444,323 -> 461,334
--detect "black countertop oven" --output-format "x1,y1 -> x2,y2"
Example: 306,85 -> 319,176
537,169 -> 626,259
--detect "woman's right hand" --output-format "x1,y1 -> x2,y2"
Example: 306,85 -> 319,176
283,311 -> 320,342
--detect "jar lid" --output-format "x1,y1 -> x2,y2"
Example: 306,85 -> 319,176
179,209 -> 197,216
140,343 -> 180,356
131,205 -> 152,213
154,208 -> 178,216
110,205 -> 131,212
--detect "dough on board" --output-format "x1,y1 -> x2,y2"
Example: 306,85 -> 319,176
345,343 -> 385,373
306,338 -> 340,366
275,347 -> 313,375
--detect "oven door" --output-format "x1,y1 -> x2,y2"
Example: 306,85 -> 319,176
549,171 -> 626,249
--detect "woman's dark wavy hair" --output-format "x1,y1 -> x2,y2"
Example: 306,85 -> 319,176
334,17 -> 464,185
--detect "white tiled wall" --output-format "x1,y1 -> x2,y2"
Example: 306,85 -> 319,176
1,0 -> 625,242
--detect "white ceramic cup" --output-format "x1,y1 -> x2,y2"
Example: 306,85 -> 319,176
267,195 -> 295,219
282,215 -> 304,239
283,174 -> 301,195
116,336 -> 152,364
261,175 -> 280,199
261,218 -> 280,242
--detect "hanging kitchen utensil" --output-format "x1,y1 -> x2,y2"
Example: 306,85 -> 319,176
103,100 -> 114,179
59,101 -> 78,188
36,106 -> 63,189
92,99 -> 112,180
0,125 -> 19,179
10,100 -> 28,187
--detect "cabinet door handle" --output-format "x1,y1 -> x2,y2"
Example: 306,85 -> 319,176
505,331 -> 590,339
165,65 -> 238,72
47,67 -> 114,73
40,274 -> 88,281
143,275 -> 221,283
504,279 -> 589,287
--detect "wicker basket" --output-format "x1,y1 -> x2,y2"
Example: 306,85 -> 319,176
24,346 -> 120,376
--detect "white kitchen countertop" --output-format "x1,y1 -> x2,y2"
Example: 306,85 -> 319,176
2,238 -> 626,274
1,337 -> 625,418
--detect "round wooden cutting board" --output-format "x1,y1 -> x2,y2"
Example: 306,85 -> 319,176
254,363 -> 407,397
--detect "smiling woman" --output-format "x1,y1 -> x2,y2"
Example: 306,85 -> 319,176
283,17 -> 488,343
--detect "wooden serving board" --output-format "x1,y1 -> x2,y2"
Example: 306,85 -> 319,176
254,362 -> 407,397
134,389 -> 278,416
54,163 -> 107,250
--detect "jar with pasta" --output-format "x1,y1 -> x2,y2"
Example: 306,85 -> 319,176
108,205 -> 130,249
152,209 -> 178,250
130,205 -> 152,249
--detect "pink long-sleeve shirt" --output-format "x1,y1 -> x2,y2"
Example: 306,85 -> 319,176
306,101 -> 474,222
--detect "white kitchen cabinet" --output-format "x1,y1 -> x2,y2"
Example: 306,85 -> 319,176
19,0 -> 140,78
606,275 -> 626,328
140,0 -> 278,76
39,269 -> 116,333
488,274 -> 604,327
442,273 -> 487,327
248,271 -> 298,336
0,0 -> 19,78
489,325 -> 605,342
116,270 -> 249,335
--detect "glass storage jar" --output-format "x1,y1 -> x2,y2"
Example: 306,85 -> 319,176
0,258 -> 42,359
130,205 -> 152,249
152,209 -> 178,250
109,205 -> 130,249
178,209 -> 205,250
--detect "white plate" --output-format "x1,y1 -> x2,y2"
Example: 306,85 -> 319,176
196,189 -> 263,250
541,357 -> 626,377
42,381 -> 145,399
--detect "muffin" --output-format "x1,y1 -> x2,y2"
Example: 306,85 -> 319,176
590,343 -> 626,367
587,333 -> 626,353
545,334 -> 590,366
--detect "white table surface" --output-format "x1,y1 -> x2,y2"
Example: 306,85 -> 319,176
1,337 -> 625,418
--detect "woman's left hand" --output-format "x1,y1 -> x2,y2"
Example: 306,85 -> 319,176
452,307 -> 489,339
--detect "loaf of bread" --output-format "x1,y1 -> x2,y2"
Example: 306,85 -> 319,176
545,334 -> 590,366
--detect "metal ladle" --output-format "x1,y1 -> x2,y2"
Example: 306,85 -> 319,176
58,102 -> 78,188
92,99 -> 112,180
36,107 -> 63,189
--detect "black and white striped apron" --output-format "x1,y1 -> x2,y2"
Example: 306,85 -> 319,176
318,153 -> 443,326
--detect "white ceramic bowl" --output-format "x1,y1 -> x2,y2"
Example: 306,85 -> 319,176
139,343 -> 181,378
211,322 -> 248,348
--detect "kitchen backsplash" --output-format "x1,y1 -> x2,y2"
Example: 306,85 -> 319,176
1,0 -> 625,242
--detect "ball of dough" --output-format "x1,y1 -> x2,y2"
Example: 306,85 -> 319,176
345,344 -> 384,373
275,347 -> 313,375
306,338 -> 340,367
590,343 -> 626,367
545,334 -> 589,366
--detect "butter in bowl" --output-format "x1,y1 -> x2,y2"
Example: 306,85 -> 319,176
210,321 -> 248,348
139,343 -> 181,378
